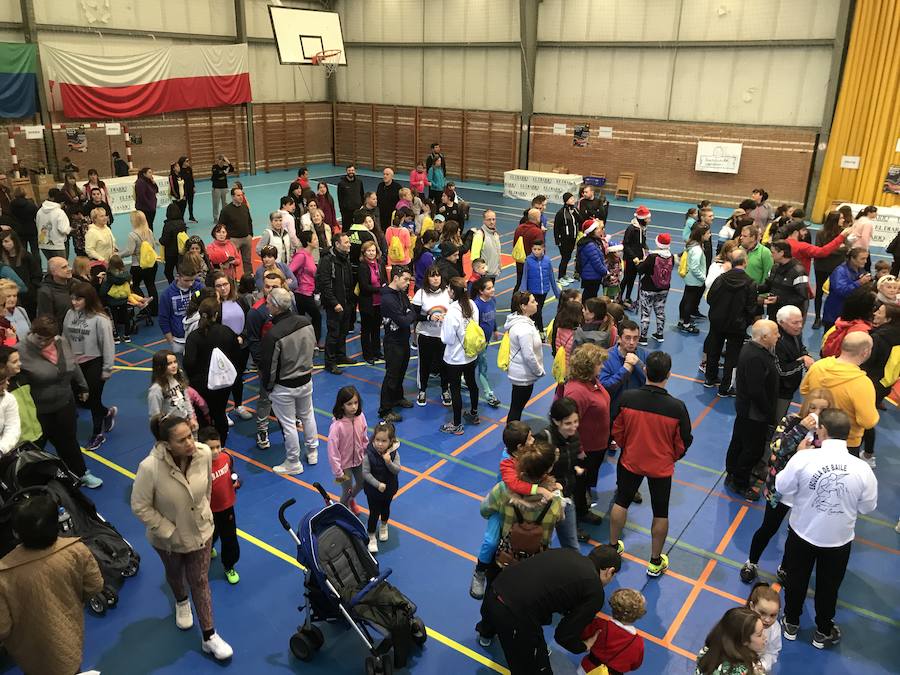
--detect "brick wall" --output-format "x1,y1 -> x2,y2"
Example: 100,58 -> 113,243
529,115 -> 817,207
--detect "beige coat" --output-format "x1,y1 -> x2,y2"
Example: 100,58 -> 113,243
131,441 -> 214,553
0,537 -> 103,675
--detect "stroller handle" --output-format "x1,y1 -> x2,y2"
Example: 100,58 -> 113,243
312,481 -> 333,505
277,498 -> 296,531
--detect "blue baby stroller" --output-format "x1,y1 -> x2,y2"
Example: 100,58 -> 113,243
278,483 -> 427,674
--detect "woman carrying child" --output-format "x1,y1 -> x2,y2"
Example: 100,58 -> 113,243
327,386 -> 368,514
362,421 -> 401,554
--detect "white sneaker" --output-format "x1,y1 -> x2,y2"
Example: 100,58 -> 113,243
227,415 -> 235,428
234,406 -> 253,420
201,632 -> 233,660
368,534 -> 378,553
306,449 -> 318,465
273,461 -> 304,475
378,521 -> 389,542
175,599 -> 193,630
862,452 -> 876,468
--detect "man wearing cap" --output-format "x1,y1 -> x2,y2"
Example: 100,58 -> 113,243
554,192 -> 582,285
477,545 -> 622,672
635,233 -> 675,344
574,218 -> 609,301
512,208 -> 545,293
620,206 -> 650,311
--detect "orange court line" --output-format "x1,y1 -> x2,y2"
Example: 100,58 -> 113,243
597,610 -> 696,660
226,448 -> 476,562
691,396 -> 719,429
663,506 -> 748,644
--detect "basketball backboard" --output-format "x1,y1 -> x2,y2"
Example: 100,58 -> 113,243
268,6 -> 347,66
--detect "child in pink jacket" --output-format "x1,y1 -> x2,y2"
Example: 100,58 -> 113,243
327,386 -> 369,514
410,163 -> 429,196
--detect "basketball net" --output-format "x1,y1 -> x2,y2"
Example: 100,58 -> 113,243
311,49 -> 341,78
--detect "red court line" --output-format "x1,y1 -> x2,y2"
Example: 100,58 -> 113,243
227,448 -> 476,562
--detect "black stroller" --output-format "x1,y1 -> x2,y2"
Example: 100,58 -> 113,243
278,483 -> 427,674
0,444 -> 140,615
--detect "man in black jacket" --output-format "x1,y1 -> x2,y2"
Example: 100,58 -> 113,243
577,185 -> 608,222
425,143 -> 446,176
376,167 -> 402,230
337,164 -> 364,231
477,545 -> 621,674
774,305 -> 814,423
704,249 -> 758,395
210,154 -> 234,222
758,240 -> 809,319
553,192 -> 582,284
317,232 -> 356,374
725,319 -> 780,500
8,187 -> 39,256
378,267 -> 416,423
259,287 -> 318,475
353,191 -> 380,230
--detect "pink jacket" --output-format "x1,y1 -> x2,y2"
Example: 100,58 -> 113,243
289,247 -> 317,296
327,414 -> 368,477
410,169 -> 429,194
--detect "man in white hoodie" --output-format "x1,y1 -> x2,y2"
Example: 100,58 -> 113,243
36,188 -> 71,267
775,408 -> 877,650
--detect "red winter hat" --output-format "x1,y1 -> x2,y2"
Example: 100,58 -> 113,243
581,218 -> 601,236
635,205 -> 651,220
656,233 -> 671,247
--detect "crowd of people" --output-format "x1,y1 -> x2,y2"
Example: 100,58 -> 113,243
0,153 -> 894,675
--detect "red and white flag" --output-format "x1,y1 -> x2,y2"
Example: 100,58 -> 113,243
43,44 -> 252,119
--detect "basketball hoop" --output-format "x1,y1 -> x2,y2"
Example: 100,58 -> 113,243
311,49 -> 342,77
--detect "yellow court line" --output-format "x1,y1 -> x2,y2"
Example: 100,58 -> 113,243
81,448 -> 510,674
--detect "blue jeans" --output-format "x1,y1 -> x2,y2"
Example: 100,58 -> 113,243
476,351 -> 494,397
477,512 -> 502,565
555,497 -> 579,550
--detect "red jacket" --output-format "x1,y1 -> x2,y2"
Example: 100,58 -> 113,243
500,455 -> 539,496
210,452 -> 237,512
562,379 -> 610,453
787,234 -> 846,275
612,385 -> 692,478
579,618 -> 644,673
513,222 -> 544,257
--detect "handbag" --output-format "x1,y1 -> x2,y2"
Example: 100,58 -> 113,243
207,347 -> 237,390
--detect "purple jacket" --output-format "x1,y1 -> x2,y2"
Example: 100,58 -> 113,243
135,177 -> 158,212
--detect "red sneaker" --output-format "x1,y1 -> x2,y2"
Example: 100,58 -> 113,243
348,498 -> 362,515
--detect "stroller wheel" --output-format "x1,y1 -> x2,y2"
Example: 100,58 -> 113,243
410,617 -> 427,646
121,558 -> 139,578
301,625 -> 324,650
104,587 -> 118,608
379,653 -> 394,675
289,632 -> 314,662
88,594 -> 107,616
365,654 -> 393,675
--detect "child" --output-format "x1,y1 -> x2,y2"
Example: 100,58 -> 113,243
385,211 -> 413,266
416,199 -> 434,236
520,240 -> 560,335
468,257 -> 487,295
147,349 -> 197,430
200,427 -> 241,584
100,254 -> 134,343
746,583 -> 781,673
605,249 -> 623,301
635,233 -> 674,344
361,421 -> 401,553
327,386 -> 368,514
412,230 -> 439,289
410,162 -> 430,197
472,276 -> 500,408
574,296 -> 617,349
578,588 -> 646,675
551,299 -> 583,361
873,259 -> 891,282
469,421 -> 555,599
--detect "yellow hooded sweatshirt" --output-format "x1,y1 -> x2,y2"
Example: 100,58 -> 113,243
800,357 -> 879,448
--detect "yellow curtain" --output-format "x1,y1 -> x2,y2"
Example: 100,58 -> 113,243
813,0 -> 900,219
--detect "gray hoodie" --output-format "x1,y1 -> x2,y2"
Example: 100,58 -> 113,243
16,334 -> 88,414
504,313 -> 544,386
36,200 -> 71,251
61,309 -> 115,376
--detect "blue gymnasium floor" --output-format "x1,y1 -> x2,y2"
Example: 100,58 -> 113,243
3,165 -> 897,675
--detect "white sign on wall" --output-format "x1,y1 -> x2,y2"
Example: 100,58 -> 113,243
23,125 -> 43,140
503,169 -> 583,204
840,155 -> 861,170
552,123 -> 567,135
597,126 -> 613,139
695,141 -> 743,174
105,123 -> 121,136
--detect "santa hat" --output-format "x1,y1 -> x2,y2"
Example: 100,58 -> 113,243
635,205 -> 651,220
581,218 -> 601,237
656,233 -> 671,248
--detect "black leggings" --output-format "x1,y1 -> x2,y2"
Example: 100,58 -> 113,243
574,451 -> 604,517
417,334 -> 447,392
813,268 -> 831,320
614,462 -> 672,518
621,258 -> 638,302
445,361 -> 478,425
185,191 -> 195,220
679,284 -> 704,323
507,383 -> 534,422
164,255 -> 177,283
581,279 -> 601,301
212,505 -> 240,570
37,404 -> 86,477
230,347 -> 251,411
294,293 -> 322,343
130,264 -> 159,315
558,238 -> 575,278
195,385 -> 230,445
748,501 -> 790,564
359,308 -> 382,361
80,357 -> 109,436
109,304 -> 132,337
363,483 -> 397,533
